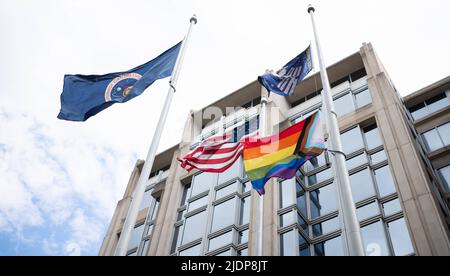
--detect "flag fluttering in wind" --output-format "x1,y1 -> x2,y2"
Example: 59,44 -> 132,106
258,45 -> 313,97
58,42 -> 182,121
243,111 -> 325,195
178,116 -> 258,173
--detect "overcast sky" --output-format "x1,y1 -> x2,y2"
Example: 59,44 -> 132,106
0,0 -> 449,255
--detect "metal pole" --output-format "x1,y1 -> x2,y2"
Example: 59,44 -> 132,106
307,5 -> 365,256
115,15 -> 197,256
257,96 -> 268,256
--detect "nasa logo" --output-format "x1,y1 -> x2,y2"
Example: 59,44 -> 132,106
104,72 -> 142,102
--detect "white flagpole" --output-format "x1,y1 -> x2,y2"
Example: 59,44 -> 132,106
115,15 -> 197,256
257,96 -> 268,256
307,5 -> 365,256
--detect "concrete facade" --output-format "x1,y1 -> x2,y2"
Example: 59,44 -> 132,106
99,43 -> 450,256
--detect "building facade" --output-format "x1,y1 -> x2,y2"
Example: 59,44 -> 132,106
99,43 -> 450,256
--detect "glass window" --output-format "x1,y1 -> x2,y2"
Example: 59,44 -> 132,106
307,168 -> 333,186
218,157 -> 242,184
426,93 -> 450,114
312,216 -> 340,237
409,103 -> 427,120
297,212 -> 308,231
140,239 -> 150,256
423,129 -> 443,152
383,199 -> 402,217
182,211 -> 207,245
356,202 -> 380,222
144,224 -> 154,237
139,189 -> 153,210
188,195 -> 208,212
179,243 -> 201,256
150,198 -> 160,221
239,229 -> 249,244
192,173 -> 217,197
334,93 -> 355,117
181,184 -> 192,206
374,166 -> 397,198
314,236 -> 344,256
216,249 -> 232,256
280,211 -> 295,227
346,153 -> 368,170
361,221 -> 390,256
341,127 -> 364,155
296,184 -> 307,217
209,231 -> 233,251
171,225 -> 182,254
216,182 -> 238,199
350,169 -> 375,203
388,218 -> 414,256
355,89 -> 372,108
211,198 -> 236,232
304,154 -> 326,172
310,182 -> 338,219
280,179 -> 295,208
243,181 -> 252,193
437,122 -> 450,146
127,224 -> 144,250
280,230 -> 296,256
370,150 -> 387,165
364,126 -> 383,150
438,165 -> 450,192
240,196 -> 250,225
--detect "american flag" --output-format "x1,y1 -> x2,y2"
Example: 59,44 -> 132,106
177,116 -> 258,173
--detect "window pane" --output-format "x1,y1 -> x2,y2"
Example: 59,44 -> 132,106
307,168 -> 333,186
374,166 -> 397,198
144,224 -> 154,237
183,211 -> 207,245
310,182 -> 338,219
280,179 -> 295,208
437,122 -> 450,146
341,127 -> 364,155
239,229 -> 249,244
364,126 -> 383,150
312,216 -> 340,238
181,184 -> 192,206
192,173 -> 217,197
314,236 -> 344,256
150,198 -> 160,221
334,93 -> 355,117
211,198 -> 236,232
426,93 -> 450,114
215,249 -> 232,256
238,248 -> 248,256
188,195 -> 208,212
361,221 -> 390,256
388,218 -> 414,256
281,231 -> 296,256
350,169 -> 375,203
280,211 -> 295,227
409,103 -> 427,120
240,196 -> 250,225
423,129 -> 443,152
304,154 -> 326,172
355,89 -> 372,108
218,157 -> 242,184
243,181 -> 252,193
171,225 -> 182,254
346,153 -> 368,170
296,190 -> 307,218
140,239 -> 150,256
297,213 -> 308,231
216,182 -> 238,199
139,189 -> 153,210
209,231 -> 233,251
127,224 -> 144,250
438,165 -> 450,192
383,199 -> 402,217
179,243 -> 201,256
370,150 -> 387,165
356,202 -> 380,221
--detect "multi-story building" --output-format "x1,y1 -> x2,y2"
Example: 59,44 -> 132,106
99,43 -> 450,256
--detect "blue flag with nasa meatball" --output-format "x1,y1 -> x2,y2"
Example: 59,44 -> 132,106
57,42 -> 181,121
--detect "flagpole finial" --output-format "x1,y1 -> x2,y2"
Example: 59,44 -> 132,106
190,14 -> 198,24
307,4 -> 315,13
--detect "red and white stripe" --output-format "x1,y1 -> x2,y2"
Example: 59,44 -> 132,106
177,133 -> 245,173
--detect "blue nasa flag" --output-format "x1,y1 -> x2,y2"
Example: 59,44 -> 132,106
258,45 -> 313,97
58,42 -> 182,121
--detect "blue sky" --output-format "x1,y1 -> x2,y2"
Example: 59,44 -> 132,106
0,0 -> 449,255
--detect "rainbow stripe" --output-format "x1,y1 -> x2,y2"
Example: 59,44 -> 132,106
243,112 -> 325,195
